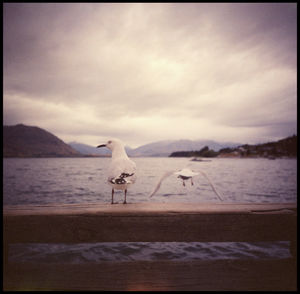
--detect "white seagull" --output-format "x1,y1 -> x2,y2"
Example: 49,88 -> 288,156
97,138 -> 136,204
149,167 -> 223,201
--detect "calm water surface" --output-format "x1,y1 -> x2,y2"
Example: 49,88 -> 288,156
3,157 -> 297,263
3,157 -> 297,205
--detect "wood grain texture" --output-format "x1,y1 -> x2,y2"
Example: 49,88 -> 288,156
3,203 -> 297,243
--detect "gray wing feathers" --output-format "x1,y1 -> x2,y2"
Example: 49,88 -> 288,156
148,167 -> 223,201
198,170 -> 223,201
149,170 -> 174,197
108,158 -> 137,184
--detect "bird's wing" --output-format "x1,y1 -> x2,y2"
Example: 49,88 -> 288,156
175,168 -> 199,177
149,170 -> 175,197
196,169 -> 223,201
108,158 -> 137,184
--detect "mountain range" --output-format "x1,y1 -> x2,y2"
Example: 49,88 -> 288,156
6,123 -> 294,158
69,139 -> 240,157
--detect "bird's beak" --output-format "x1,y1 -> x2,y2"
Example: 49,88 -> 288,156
97,144 -> 106,148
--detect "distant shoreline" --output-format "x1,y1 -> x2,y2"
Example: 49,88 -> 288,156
3,155 -> 297,159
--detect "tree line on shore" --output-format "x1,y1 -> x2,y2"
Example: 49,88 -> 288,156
169,135 -> 297,158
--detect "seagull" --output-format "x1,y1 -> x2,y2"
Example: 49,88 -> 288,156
149,167 -> 223,201
97,138 -> 136,204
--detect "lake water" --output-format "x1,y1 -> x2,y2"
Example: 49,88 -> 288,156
3,157 -> 297,263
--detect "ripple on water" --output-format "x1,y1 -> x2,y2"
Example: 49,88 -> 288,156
8,241 -> 291,264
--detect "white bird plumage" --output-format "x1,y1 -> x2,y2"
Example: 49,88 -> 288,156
97,138 -> 136,204
149,167 -> 223,201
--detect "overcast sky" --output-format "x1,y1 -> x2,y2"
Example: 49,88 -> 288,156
3,3 -> 297,148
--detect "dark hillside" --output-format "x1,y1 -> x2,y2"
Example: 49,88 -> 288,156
3,124 -> 81,157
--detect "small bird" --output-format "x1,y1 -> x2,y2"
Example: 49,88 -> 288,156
97,138 -> 136,204
149,167 -> 223,201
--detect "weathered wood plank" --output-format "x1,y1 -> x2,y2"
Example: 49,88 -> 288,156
4,259 -> 297,291
3,202 -> 297,215
3,203 -> 297,291
3,203 -> 297,243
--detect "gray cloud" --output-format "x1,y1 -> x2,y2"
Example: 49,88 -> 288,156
3,3 -> 297,147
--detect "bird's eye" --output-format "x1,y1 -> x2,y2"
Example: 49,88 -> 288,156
108,140 -> 112,144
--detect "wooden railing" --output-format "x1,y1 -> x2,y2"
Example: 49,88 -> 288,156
3,202 -> 297,291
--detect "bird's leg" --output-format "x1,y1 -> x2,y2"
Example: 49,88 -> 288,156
191,178 -> 194,186
183,180 -> 185,187
123,189 -> 127,204
111,189 -> 114,204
